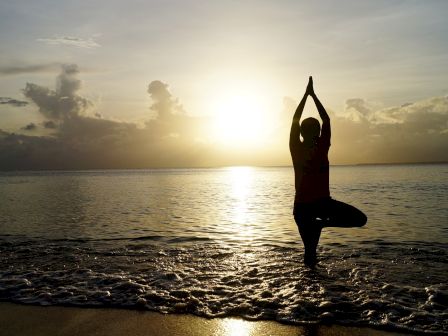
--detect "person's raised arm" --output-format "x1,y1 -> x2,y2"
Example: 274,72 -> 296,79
309,77 -> 331,144
290,77 -> 312,151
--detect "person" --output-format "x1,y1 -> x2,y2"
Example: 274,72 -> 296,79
290,76 -> 367,268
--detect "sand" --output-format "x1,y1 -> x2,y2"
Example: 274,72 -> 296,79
0,303 -> 410,336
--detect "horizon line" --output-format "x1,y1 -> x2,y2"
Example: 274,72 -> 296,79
1,161 -> 447,173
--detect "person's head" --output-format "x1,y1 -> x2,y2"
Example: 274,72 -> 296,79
301,117 -> 321,142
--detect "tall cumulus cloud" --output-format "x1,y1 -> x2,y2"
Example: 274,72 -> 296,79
0,64 -> 210,170
23,64 -> 92,120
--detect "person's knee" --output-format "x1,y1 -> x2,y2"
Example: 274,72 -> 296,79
356,210 -> 367,227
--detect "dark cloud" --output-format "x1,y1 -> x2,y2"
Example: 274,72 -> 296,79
0,66 -> 211,170
37,36 -> 100,49
0,131 -> 61,170
0,63 -> 59,76
42,120 -> 57,129
23,64 -> 92,120
21,123 -> 37,131
0,97 -> 28,107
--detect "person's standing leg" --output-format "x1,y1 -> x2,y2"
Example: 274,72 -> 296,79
300,220 -> 322,267
294,206 -> 322,268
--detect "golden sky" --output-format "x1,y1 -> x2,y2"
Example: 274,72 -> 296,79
0,1 -> 447,169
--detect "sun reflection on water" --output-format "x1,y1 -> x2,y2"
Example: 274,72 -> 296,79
221,318 -> 253,336
227,167 -> 256,240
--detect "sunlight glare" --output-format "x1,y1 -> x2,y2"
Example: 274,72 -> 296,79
210,88 -> 269,146
222,318 -> 253,336
227,167 -> 255,239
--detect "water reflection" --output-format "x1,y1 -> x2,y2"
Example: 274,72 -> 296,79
227,166 -> 256,240
221,318 -> 252,336
0,166 -> 446,245
218,317 -> 315,335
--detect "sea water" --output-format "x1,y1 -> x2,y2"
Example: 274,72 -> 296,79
0,165 -> 447,334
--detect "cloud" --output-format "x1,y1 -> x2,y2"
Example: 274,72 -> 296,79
21,123 -> 37,131
145,80 -> 207,140
0,97 -> 28,107
23,64 -> 93,120
0,63 -> 60,76
373,96 -> 448,126
1,64 -> 446,170
0,131 -> 60,170
147,80 -> 185,118
0,65 -> 212,170
37,36 -> 101,49
344,98 -> 372,122
329,96 -> 448,163
42,120 -> 57,129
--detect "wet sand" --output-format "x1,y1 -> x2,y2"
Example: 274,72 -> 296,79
0,303 -> 411,336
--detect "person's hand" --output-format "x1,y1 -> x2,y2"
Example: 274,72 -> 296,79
306,76 -> 314,96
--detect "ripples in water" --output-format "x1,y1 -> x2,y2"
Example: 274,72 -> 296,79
0,238 -> 447,335
0,165 -> 447,334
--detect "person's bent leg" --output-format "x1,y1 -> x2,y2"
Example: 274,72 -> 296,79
322,199 -> 367,228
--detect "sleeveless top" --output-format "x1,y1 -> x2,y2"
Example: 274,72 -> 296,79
291,137 -> 330,204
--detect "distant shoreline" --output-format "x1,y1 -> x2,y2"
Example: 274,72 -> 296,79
0,161 -> 447,173
0,161 -> 448,173
264,161 -> 448,168
349,161 -> 448,166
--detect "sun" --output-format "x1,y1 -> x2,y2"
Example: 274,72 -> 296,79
209,89 -> 269,146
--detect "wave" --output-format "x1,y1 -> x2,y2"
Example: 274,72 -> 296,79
0,238 -> 446,335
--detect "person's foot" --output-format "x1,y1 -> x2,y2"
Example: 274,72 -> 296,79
304,252 -> 318,269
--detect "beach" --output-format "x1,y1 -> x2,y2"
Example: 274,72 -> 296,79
0,303 -> 411,336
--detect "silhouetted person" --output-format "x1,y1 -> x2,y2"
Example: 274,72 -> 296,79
290,76 -> 367,268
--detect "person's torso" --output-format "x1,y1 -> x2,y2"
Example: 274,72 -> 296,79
292,138 -> 330,203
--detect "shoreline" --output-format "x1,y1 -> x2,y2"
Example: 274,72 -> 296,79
0,302 -> 413,336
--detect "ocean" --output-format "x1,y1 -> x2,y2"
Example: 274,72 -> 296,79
0,165 -> 447,334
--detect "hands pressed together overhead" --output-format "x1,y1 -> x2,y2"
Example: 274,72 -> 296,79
306,76 -> 315,97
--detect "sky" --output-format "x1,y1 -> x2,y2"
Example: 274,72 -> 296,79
0,0 -> 447,169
